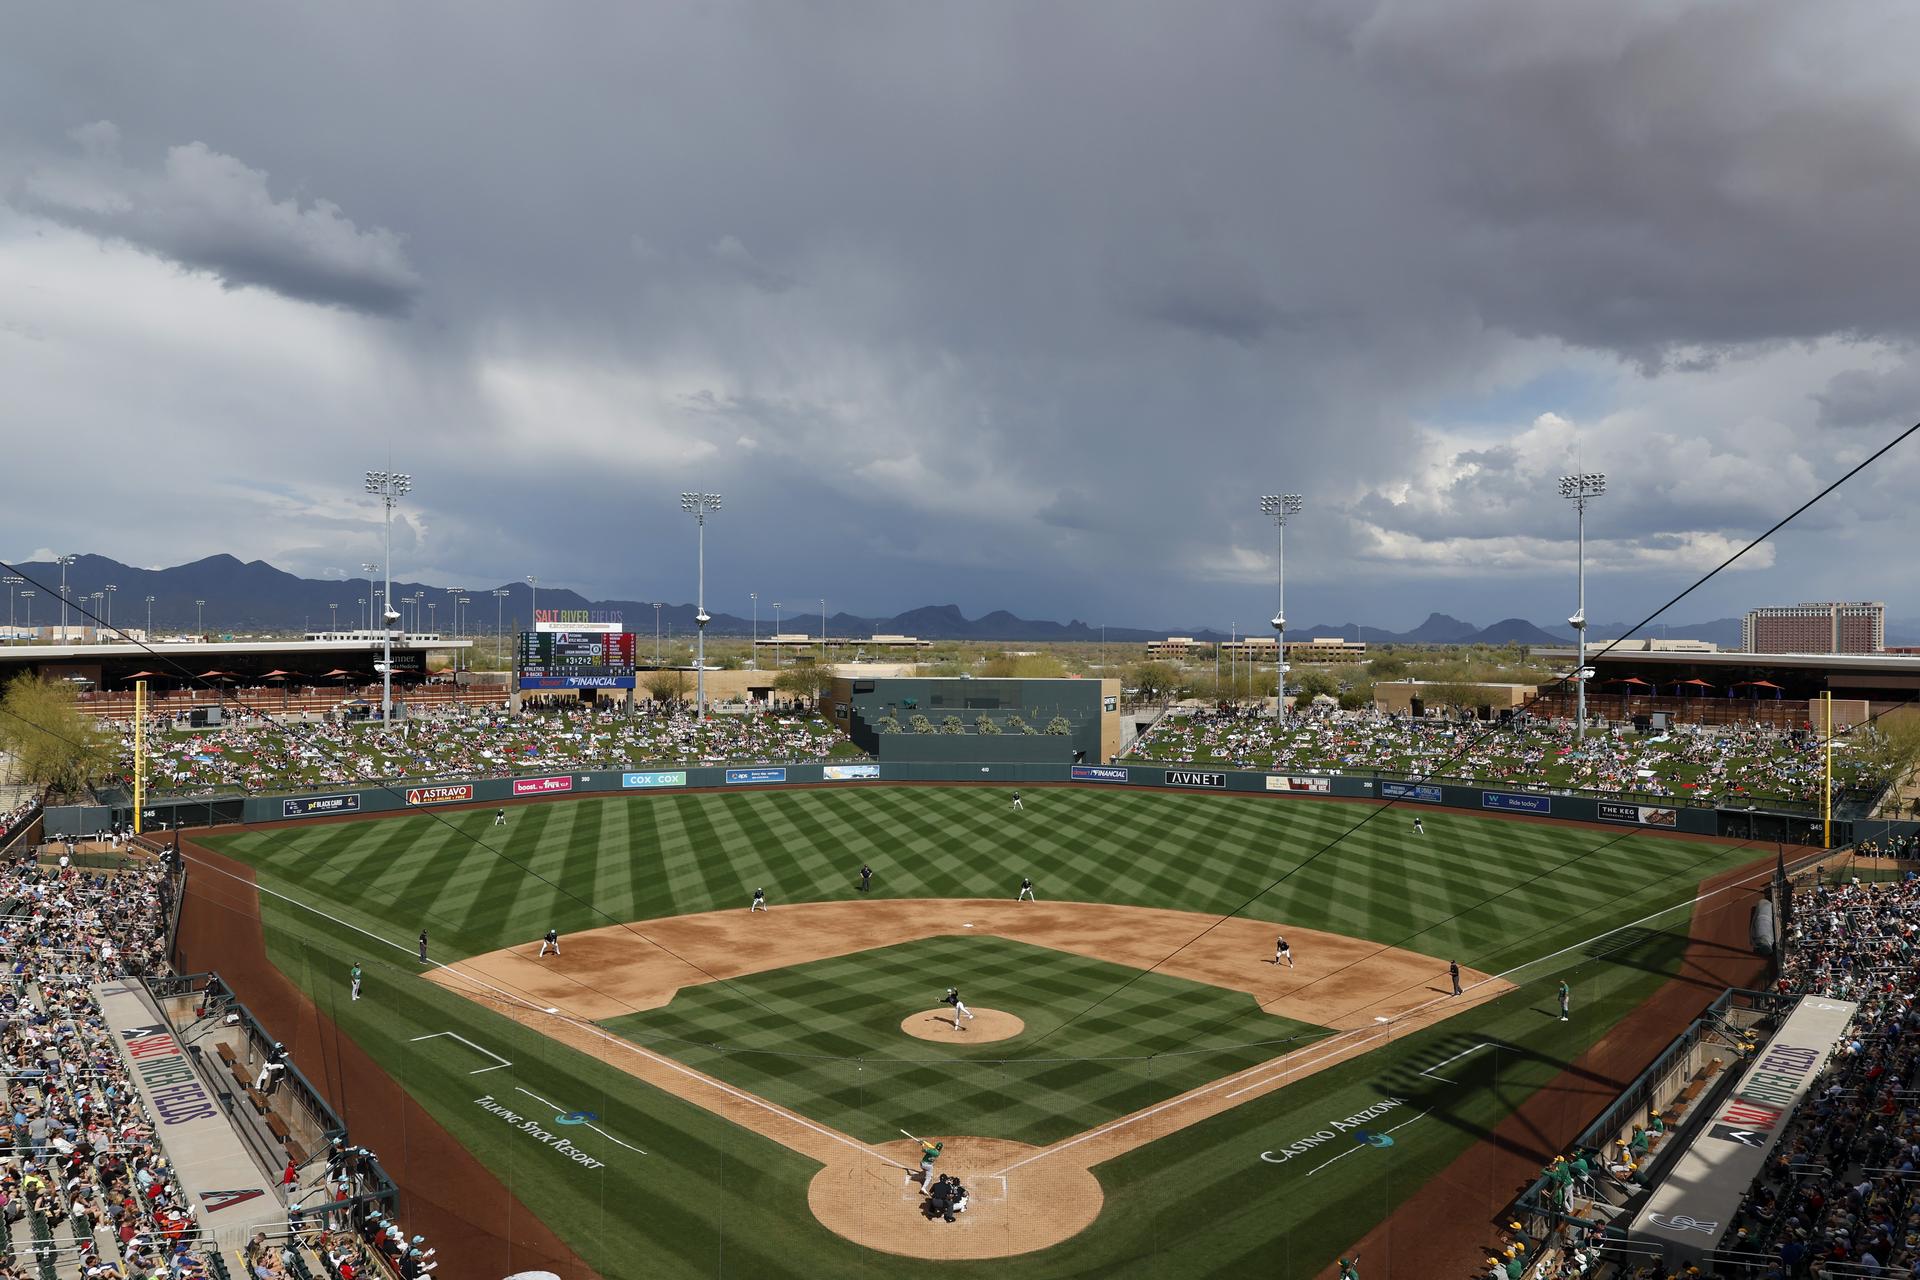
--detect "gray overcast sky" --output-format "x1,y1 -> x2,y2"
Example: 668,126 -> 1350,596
3,2 -> 1918,631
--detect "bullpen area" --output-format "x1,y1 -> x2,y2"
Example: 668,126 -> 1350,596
180,783 -> 1774,1277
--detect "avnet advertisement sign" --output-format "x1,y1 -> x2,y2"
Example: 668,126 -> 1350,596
1163,770 -> 1226,789
1070,765 -> 1127,783
282,794 -> 360,819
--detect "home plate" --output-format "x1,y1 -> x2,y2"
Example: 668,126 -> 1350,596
965,923 -> 974,928
545,1007 -> 560,1014
1374,1016 -> 1391,1023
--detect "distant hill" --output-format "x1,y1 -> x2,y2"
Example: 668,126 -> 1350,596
0,553 -> 1762,649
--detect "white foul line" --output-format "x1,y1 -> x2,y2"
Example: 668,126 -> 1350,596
410,1031 -> 512,1074
1303,1109 -> 1429,1178
1417,1042 -> 1496,1082
513,1086 -> 648,1155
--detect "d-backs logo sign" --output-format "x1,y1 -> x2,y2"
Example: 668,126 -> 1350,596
406,784 -> 474,806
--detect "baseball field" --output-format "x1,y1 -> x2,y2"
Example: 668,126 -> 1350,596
191,784 -> 1770,1277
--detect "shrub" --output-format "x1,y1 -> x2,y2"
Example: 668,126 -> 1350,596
1045,716 -> 1072,735
976,715 -> 1002,735
910,714 -> 935,734
875,716 -> 902,734
942,715 -> 966,735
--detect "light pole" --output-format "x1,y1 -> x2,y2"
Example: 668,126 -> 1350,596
652,602 -> 662,666
1259,494 -> 1303,723
90,593 -> 103,638
20,591 -> 33,631
750,592 -> 758,670
144,595 -> 154,639
820,598 -> 827,662
1558,473 -> 1606,742
773,602 -> 782,668
3,575 -> 20,641
357,597 -> 368,632
329,603 -> 338,633
54,554 -> 75,641
196,599 -> 205,635
493,588 -> 510,666
103,583 -> 116,631
457,595 -> 471,671
680,492 -> 722,717
526,575 -> 538,630
365,469 -> 412,722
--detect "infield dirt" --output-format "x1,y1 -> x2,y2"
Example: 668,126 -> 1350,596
428,899 -> 1509,1259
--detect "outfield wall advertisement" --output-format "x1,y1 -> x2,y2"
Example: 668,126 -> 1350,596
1266,776 -> 1330,794
1482,791 -> 1551,814
282,794 -> 360,819
726,767 -> 787,785
406,784 -> 473,806
622,771 -> 687,789
823,764 -> 882,781
512,775 -> 574,796
1163,770 -> 1226,789
1380,782 -> 1442,804
1598,800 -> 1679,827
1070,765 -> 1128,783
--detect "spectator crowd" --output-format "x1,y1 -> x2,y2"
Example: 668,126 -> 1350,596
111,703 -> 853,798
1130,706 -> 1870,809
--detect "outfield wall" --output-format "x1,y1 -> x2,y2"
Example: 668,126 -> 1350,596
40,760 -> 1835,842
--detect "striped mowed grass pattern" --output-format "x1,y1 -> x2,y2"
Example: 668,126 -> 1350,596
214,785 -> 1758,980
600,934 -> 1325,1147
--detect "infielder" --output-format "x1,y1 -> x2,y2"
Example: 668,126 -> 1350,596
1274,935 -> 1293,968
943,987 -> 975,1031
418,929 -> 428,963
1450,960 -> 1462,996
1017,876 -> 1035,902
538,928 -> 560,957
750,887 -> 767,912
349,963 -> 362,1002
858,864 -> 873,894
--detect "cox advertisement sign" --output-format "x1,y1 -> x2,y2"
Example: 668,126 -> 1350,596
282,794 -> 360,818
1265,776 -> 1330,794
1164,770 -> 1226,789
726,767 -> 787,785
824,764 -> 881,781
1598,800 -> 1678,827
622,771 -> 687,789
1380,782 -> 1441,804
513,775 -> 574,797
1483,791 -> 1551,814
406,784 -> 474,807
1071,765 -> 1128,783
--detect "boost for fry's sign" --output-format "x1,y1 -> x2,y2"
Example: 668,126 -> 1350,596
513,775 -> 574,796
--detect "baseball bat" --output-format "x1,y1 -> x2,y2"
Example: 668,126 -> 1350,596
899,1128 -> 922,1143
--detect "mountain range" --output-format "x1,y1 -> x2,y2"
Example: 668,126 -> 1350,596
1,553 -> 1905,649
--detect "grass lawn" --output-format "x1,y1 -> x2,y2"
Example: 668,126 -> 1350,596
206,785 -> 1769,1277
601,935 -> 1325,1147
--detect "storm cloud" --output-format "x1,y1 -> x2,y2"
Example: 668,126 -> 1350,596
0,2 -> 1915,631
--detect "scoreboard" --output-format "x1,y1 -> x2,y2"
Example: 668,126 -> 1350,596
517,631 -> 638,689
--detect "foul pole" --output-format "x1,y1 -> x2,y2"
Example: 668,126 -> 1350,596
133,679 -> 146,834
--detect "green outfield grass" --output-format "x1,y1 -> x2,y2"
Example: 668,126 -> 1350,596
205,784 -> 1769,1278
601,935 -> 1324,1147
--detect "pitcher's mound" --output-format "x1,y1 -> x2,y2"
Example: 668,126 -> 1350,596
808,1137 -> 1101,1259
900,1008 -> 1024,1043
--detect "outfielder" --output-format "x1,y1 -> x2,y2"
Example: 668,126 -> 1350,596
750,887 -> 767,912
1011,791 -> 1023,810
1558,980 -> 1570,1022
538,928 -> 560,957
349,963 -> 362,1002
943,987 -> 975,1031
1017,876 -> 1035,902
1412,817 -> 1424,835
494,808 -> 507,827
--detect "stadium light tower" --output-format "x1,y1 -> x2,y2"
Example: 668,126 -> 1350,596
652,601 -> 662,666
360,564 -> 380,634
20,591 -> 33,631
145,595 -> 154,638
750,592 -> 758,670
772,602 -> 782,669
364,469 -> 412,723
1259,494 -> 1303,724
819,598 -> 827,662
3,576 -> 20,640
54,554 -> 76,641
103,583 -> 116,630
196,599 -> 205,634
526,575 -> 538,632
1558,472 -> 1606,743
329,602 -> 338,633
680,492 -> 722,717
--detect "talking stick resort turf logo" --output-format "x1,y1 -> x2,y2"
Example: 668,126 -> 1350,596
473,1096 -> 612,1170
1260,1097 -> 1407,1163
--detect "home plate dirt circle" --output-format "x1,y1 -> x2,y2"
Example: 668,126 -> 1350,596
900,1008 -> 1025,1043
807,1137 -> 1103,1260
